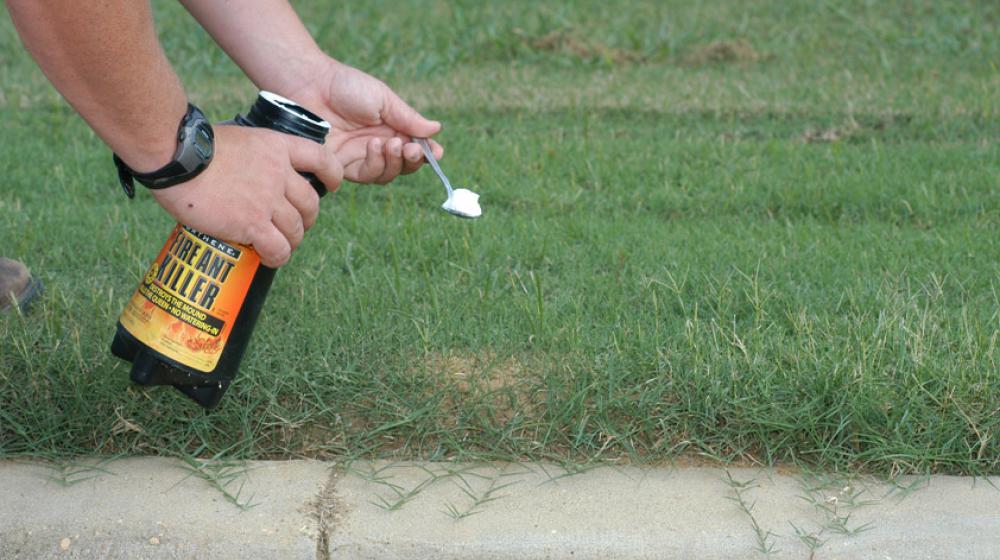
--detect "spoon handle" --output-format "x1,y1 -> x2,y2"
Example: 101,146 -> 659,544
416,138 -> 453,197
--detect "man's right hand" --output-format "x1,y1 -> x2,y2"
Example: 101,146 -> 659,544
150,124 -> 343,268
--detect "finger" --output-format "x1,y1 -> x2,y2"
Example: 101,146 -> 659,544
250,222 -> 293,268
401,139 -> 444,175
400,142 -> 422,175
285,171 -> 320,231
429,139 -> 444,160
375,137 -> 405,184
270,199 -> 305,252
381,89 -> 441,138
282,135 -> 344,193
354,137 -> 385,183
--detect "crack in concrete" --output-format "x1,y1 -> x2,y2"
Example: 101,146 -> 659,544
311,463 -> 346,560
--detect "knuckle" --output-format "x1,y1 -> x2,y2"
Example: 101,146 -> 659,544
274,245 -> 292,267
247,208 -> 271,231
303,191 -> 320,213
245,216 -> 268,242
304,203 -> 320,231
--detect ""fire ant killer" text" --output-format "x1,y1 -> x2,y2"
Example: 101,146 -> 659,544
154,229 -> 237,311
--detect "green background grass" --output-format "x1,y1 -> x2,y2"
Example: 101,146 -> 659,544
2,0 -> 999,475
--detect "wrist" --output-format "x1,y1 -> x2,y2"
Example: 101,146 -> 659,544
111,99 -> 189,173
270,54 -> 339,110
114,103 -> 215,198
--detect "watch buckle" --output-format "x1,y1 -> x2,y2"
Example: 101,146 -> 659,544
113,153 -> 137,199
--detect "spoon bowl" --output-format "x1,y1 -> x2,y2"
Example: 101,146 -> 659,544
417,138 -> 482,219
442,188 -> 482,219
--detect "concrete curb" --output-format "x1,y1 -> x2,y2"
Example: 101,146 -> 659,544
0,458 -> 327,559
1,458 -> 998,559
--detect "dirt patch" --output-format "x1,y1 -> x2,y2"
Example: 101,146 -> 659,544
683,39 -> 761,66
424,352 -> 522,393
801,112 -> 912,143
420,350 -> 539,426
517,29 -> 646,65
802,121 -> 860,143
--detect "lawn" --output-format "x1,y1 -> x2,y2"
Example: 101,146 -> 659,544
1,0 -> 999,475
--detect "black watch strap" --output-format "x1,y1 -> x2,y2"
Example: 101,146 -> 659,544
114,103 -> 214,199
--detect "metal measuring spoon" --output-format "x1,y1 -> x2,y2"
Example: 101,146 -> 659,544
416,138 -> 482,219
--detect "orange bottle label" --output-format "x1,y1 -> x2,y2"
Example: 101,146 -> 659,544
119,225 -> 259,373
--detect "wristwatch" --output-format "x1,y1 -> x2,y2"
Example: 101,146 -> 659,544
113,103 -> 214,199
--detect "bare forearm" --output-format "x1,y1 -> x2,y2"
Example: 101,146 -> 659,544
6,0 -> 187,172
179,0 -> 441,187
179,0 -> 327,95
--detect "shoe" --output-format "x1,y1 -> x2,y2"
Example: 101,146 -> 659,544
0,257 -> 43,313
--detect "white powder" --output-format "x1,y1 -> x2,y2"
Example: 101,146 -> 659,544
442,188 -> 482,218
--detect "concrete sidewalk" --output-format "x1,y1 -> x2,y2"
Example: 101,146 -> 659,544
1,458 -> 998,559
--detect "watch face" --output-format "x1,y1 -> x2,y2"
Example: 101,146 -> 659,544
193,125 -> 214,159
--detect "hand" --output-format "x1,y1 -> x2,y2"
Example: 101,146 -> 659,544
150,124 -> 343,267
285,59 -> 444,185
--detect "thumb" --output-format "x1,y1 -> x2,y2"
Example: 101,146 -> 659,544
283,135 -> 344,194
381,89 -> 441,138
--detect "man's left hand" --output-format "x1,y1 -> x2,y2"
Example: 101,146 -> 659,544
286,59 -> 444,187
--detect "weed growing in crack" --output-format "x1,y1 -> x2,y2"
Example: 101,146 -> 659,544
352,463 -> 448,512
442,471 -> 522,520
881,473 -> 932,500
346,461 -> 531,518
42,455 -> 123,487
724,471 -> 779,556
535,460 -> 606,484
796,472 -> 878,545
789,522 -> 827,560
173,453 -> 259,511
371,476 -> 437,511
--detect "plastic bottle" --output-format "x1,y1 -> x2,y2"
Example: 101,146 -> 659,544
111,91 -> 330,409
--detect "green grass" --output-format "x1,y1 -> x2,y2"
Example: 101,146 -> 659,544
2,0 -> 999,475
